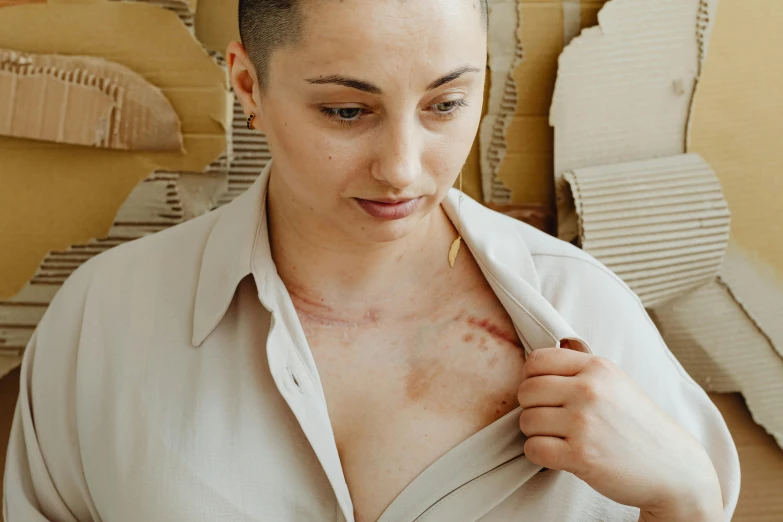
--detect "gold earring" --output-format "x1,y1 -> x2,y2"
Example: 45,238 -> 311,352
448,170 -> 464,268
246,113 -> 255,130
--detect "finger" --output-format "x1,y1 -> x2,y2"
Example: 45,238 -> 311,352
524,436 -> 574,472
517,375 -> 573,408
521,347 -> 592,381
518,407 -> 570,438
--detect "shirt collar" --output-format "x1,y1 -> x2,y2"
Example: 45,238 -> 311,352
192,163 -> 581,351
191,161 -> 275,346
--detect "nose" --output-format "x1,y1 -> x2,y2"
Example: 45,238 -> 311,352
371,117 -> 422,190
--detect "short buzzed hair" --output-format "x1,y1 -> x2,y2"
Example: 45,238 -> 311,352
238,0 -> 488,92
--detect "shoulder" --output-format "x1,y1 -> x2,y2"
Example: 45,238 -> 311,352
469,200 -> 636,305
45,207 -> 222,327
506,217 -> 696,381
508,219 -> 643,315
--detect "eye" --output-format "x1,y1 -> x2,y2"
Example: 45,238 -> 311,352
320,107 -> 365,125
431,99 -> 469,118
334,108 -> 362,120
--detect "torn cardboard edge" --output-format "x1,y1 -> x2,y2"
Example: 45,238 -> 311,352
495,1 -> 610,211
0,1 -> 231,297
721,243 -> 783,363
479,0 -> 520,204
681,0 -> 783,449
0,48 -> 184,152
560,153 -> 730,308
194,0 -> 239,55
650,269 -> 783,449
0,170 -> 228,369
550,0 -> 719,243
546,0 -> 783,449
0,97 -> 273,376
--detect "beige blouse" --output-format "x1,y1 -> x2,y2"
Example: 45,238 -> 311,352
4,162 -> 740,521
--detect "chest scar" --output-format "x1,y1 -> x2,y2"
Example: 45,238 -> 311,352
465,315 -> 521,347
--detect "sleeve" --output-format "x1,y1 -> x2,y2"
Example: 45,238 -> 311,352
3,261 -> 101,522
535,253 -> 741,522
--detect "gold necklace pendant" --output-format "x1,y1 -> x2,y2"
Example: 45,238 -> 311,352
448,236 -> 461,268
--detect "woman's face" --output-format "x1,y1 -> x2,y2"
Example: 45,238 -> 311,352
252,0 -> 486,244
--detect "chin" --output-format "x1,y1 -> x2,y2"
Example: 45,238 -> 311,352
351,213 -> 424,244
362,220 -> 418,244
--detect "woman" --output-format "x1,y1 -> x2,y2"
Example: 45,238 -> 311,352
4,0 -> 739,520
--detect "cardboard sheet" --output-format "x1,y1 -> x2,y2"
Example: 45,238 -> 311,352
0,48 -> 184,151
650,270 -> 783,449
479,0 -> 520,204
194,0 -> 238,54
0,0 -> 44,6
550,0 -> 717,243
495,0 -> 608,210
680,0 -> 783,448
0,170 -> 226,364
687,0 -> 783,336
0,96 -> 269,372
709,393 -> 783,521
0,1 -> 231,298
114,0 -> 196,29
560,153 -> 730,307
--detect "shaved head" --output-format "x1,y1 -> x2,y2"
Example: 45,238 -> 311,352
238,0 -> 488,92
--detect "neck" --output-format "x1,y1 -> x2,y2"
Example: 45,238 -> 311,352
266,178 -> 460,322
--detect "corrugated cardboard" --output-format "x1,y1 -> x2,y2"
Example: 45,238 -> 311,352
686,0 -> 783,354
560,153 -> 730,307
479,0 -> 608,211
0,48 -> 184,151
664,0 -> 783,449
546,0 -> 783,452
550,0 -> 717,243
0,1 -> 231,298
649,273 -> 783,448
494,0 -> 608,210
709,393 -> 783,521
0,170 -> 227,365
479,0 -> 519,204
0,94 -> 270,372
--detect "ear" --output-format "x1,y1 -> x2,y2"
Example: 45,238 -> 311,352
226,41 -> 266,133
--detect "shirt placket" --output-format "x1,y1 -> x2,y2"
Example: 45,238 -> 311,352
259,285 -> 356,522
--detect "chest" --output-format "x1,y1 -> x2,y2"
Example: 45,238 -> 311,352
300,288 -> 527,522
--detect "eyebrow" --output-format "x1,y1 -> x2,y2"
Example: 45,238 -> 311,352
305,65 -> 482,95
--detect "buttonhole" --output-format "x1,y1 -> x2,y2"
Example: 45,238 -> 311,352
287,366 -> 303,392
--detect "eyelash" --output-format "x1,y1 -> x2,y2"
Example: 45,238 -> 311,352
320,99 -> 470,127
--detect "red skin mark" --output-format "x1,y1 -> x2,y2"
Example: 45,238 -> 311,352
466,316 -> 519,346
287,282 -> 333,313
287,283 -> 380,328
463,333 -> 475,343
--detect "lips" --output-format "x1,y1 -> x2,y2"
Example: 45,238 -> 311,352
355,196 -> 422,220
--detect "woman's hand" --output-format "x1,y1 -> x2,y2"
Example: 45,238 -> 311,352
517,346 -> 724,522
